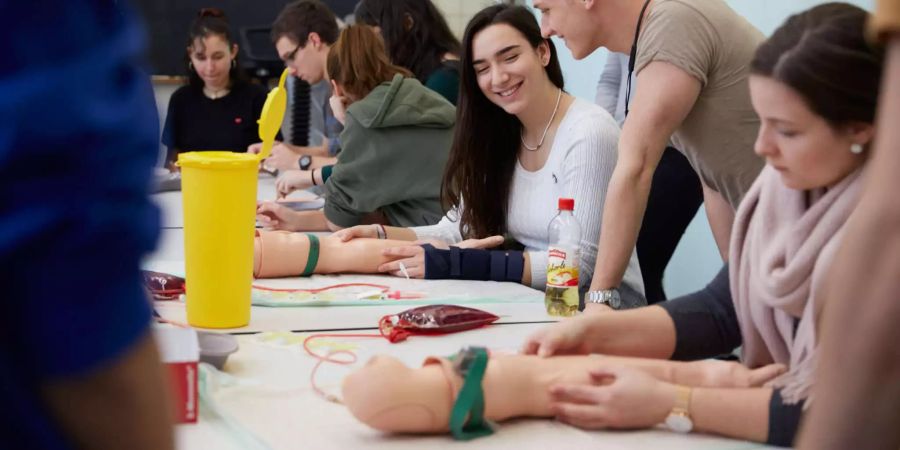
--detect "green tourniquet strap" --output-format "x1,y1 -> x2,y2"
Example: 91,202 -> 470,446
301,234 -> 319,277
321,164 -> 334,182
449,348 -> 494,441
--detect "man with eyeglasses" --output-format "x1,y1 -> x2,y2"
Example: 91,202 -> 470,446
249,0 -> 342,178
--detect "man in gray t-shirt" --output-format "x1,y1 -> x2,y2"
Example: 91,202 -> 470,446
534,0 -> 764,310
596,52 -> 703,304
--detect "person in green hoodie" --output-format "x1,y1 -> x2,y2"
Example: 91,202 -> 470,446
257,24 -> 455,231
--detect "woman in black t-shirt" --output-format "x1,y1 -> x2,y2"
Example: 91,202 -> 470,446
161,8 -> 267,167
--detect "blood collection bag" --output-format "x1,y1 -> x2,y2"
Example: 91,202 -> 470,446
379,304 -> 499,343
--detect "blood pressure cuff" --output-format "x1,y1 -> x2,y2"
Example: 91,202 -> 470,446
421,244 -> 524,282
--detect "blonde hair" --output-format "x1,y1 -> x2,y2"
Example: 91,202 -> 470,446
327,24 -> 413,100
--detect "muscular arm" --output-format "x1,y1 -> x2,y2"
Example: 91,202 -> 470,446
589,61 -> 700,292
797,36 -> 900,450
42,334 -> 174,450
702,184 -> 735,260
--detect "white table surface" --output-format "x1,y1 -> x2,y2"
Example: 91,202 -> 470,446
155,176 -> 301,229
144,258 -> 554,334
179,324 -> 778,450
152,180 -> 779,450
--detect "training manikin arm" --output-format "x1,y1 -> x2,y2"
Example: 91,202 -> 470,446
341,352 -> 777,434
254,229 -> 534,283
253,230 -> 417,278
341,354 -> 604,433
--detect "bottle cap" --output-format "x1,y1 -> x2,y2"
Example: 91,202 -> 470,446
558,198 -> 574,211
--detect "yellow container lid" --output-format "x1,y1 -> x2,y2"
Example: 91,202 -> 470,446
177,151 -> 260,169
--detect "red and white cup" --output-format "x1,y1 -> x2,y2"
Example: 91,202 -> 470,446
154,324 -> 200,424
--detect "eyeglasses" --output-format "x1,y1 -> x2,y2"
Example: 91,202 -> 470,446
283,42 -> 303,64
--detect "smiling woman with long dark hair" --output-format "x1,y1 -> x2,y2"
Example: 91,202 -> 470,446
335,5 -> 645,305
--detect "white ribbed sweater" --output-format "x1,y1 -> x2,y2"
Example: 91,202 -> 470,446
413,98 -> 645,298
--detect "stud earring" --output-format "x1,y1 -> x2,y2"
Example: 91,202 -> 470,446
850,143 -> 864,154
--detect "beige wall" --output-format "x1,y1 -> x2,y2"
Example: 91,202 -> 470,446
432,0 -> 500,38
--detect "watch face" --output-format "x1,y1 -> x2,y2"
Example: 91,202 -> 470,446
610,295 -> 622,309
299,155 -> 312,169
665,414 -> 693,433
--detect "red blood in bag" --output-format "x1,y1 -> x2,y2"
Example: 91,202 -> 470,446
379,305 -> 499,343
142,271 -> 186,300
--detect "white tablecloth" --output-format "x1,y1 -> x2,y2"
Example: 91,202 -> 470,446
151,181 -> 779,450
179,324 -> 776,450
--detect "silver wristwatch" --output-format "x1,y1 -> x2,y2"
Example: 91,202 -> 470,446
586,288 -> 622,309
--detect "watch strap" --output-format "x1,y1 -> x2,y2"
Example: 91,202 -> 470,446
663,384 -> 694,433
587,289 -> 620,308
673,384 -> 692,414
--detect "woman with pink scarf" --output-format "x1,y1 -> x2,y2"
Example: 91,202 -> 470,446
521,3 -> 883,446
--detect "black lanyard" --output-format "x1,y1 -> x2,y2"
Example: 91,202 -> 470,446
624,0 -> 653,117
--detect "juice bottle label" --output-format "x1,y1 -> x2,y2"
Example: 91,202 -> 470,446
546,246 -> 579,288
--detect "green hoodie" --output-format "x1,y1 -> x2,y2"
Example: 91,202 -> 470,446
324,74 -> 456,227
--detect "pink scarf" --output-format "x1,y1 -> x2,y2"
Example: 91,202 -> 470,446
730,166 -> 863,404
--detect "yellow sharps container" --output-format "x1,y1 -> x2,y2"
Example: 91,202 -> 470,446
178,151 -> 259,328
176,69 -> 290,328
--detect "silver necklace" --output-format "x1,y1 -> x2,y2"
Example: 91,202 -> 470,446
521,88 -> 563,152
203,86 -> 229,99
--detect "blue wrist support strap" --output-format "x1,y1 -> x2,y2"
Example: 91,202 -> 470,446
422,244 -> 524,282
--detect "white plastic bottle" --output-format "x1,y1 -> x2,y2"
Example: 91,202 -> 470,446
545,198 -> 582,316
